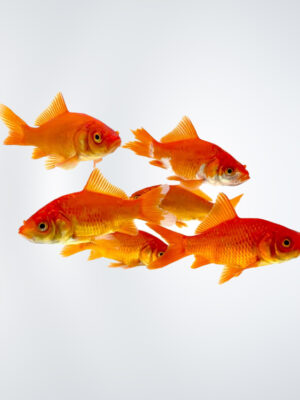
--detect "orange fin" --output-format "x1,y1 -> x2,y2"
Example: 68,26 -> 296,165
195,193 -> 238,235
123,128 -> 155,157
59,156 -> 79,170
168,176 -> 204,188
84,168 -> 128,199
146,223 -> 186,269
0,104 -> 28,145
117,221 -> 138,236
139,185 -> 176,226
108,262 -> 127,268
35,92 -> 68,126
61,243 -> 92,257
219,265 -> 243,284
230,194 -> 243,209
32,147 -> 46,159
45,154 -> 65,170
93,158 -> 102,168
161,116 -> 199,143
191,255 -> 210,269
178,182 -> 212,202
149,160 -> 167,169
176,221 -> 188,228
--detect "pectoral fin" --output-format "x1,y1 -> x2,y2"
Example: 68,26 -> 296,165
190,256 -> 210,269
219,265 -> 243,284
149,160 -> 167,169
117,220 -> 138,236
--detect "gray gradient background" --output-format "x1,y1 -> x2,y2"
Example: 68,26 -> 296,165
0,1 -> 299,399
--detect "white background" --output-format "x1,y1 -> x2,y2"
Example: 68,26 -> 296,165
0,1 -> 299,399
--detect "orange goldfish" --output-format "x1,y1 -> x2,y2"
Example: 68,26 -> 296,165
19,169 -> 174,244
124,116 -> 249,186
61,230 -> 168,268
0,93 -> 121,169
131,183 -> 242,228
147,193 -> 300,283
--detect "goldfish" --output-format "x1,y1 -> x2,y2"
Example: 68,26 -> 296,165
0,93 -> 121,169
61,230 -> 168,268
131,183 -> 243,228
124,116 -> 249,185
19,169 -> 174,244
146,193 -> 300,283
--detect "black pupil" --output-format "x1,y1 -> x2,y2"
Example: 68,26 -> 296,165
95,134 -> 100,140
284,239 -> 290,246
39,223 -> 45,230
227,168 -> 233,174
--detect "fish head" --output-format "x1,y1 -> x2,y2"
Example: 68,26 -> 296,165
77,120 -> 121,159
273,227 -> 300,263
206,149 -> 250,186
19,205 -> 72,244
258,225 -> 300,264
140,238 -> 168,266
130,185 -> 160,200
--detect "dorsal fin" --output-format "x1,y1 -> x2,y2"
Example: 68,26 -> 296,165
195,193 -> 238,235
161,116 -> 199,143
83,169 -> 128,199
35,92 -> 68,126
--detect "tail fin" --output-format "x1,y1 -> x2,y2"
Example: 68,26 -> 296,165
138,184 -> 176,226
146,223 -> 187,269
123,128 -> 155,157
0,104 -> 29,145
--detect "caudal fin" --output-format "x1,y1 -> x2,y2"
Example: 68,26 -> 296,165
0,104 -> 29,145
146,223 -> 187,269
123,128 -> 155,157
138,185 -> 176,226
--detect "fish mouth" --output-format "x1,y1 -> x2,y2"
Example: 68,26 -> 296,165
18,224 -> 32,240
108,135 -> 122,150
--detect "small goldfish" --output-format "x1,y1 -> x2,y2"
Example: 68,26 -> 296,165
147,193 -> 300,283
0,93 -> 121,169
19,169 -> 174,244
131,183 -> 242,228
124,116 -> 249,185
61,230 -> 168,268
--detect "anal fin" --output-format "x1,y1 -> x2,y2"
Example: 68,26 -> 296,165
219,265 -> 243,284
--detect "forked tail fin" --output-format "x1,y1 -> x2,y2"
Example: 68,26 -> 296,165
123,128 -> 156,157
0,105 -> 29,145
138,185 -> 176,226
146,223 -> 188,269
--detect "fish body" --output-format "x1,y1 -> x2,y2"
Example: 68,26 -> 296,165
1,93 -> 121,169
61,230 -> 168,267
131,184 -> 242,227
124,116 -> 249,186
147,193 -> 300,283
19,169 -> 173,244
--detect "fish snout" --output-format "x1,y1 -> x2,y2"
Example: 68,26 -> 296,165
108,132 -> 121,150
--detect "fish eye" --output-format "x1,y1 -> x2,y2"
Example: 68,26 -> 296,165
133,195 -> 140,199
225,167 -> 234,175
93,133 -> 102,143
158,251 -> 164,257
38,222 -> 48,232
282,238 -> 292,248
